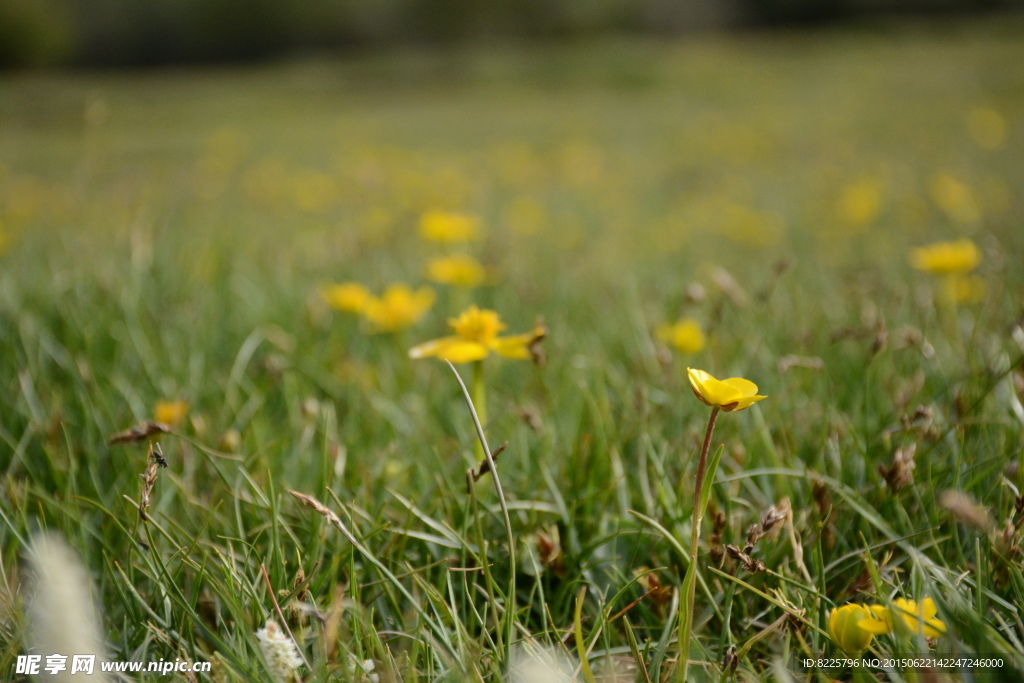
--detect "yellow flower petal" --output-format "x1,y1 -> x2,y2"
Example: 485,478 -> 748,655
154,400 -> 189,426
410,305 -> 542,365
321,282 -> 371,313
491,326 -> 546,360
491,334 -> 532,360
724,393 -> 767,412
656,319 -> 705,354
892,598 -> 947,638
408,335 -> 459,359
686,368 -> 715,407
923,619 -> 947,638
408,336 -> 489,363
858,607 -> 892,635
363,284 -> 435,333
449,305 -> 505,343
426,253 -> 487,288
418,210 -> 481,243
722,377 -> 758,395
909,238 -> 981,275
432,340 -> 490,364
687,368 -> 765,412
860,598 -> 947,639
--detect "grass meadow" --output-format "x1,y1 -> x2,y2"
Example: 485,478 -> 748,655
2,20 -> 1024,682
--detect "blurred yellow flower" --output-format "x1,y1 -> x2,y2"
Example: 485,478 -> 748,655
409,304 -> 545,364
687,367 -> 765,412
828,604 -> 875,653
426,253 -> 487,288
154,400 -> 189,426
909,238 -> 981,275
837,177 -> 883,227
929,174 -> 981,226
321,282 -> 371,313
859,598 -> 946,639
656,319 -> 705,354
418,210 -> 480,243
363,284 -> 435,333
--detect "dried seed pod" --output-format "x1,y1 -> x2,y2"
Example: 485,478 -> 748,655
137,442 -> 166,522
879,443 -> 917,492
744,500 -> 790,553
108,421 -> 170,445
725,544 -> 766,573
722,645 -> 738,675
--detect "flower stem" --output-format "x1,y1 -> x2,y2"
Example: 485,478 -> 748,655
678,406 -> 719,683
444,360 -> 516,668
472,359 -> 487,462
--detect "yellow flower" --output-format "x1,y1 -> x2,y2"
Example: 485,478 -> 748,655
687,367 -> 766,412
321,282 -> 371,313
154,400 -> 189,426
409,304 -> 545,364
418,210 -> 480,243
362,284 -> 435,333
859,598 -> 947,639
426,254 -> 487,288
928,174 -> 981,226
828,604 -> 875,653
909,238 -> 981,275
656,319 -> 705,354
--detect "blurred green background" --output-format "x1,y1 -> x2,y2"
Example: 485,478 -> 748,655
1,0 -> 1022,67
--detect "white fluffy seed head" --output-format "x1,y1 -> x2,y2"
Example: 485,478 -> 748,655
255,620 -> 303,683
26,531 -> 110,682
507,644 -> 575,683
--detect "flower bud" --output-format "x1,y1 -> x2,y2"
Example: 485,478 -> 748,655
828,604 -> 874,653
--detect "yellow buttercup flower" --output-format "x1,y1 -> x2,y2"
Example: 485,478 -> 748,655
828,604 -> 875,653
859,598 -> 947,639
687,368 -> 765,412
656,319 -> 705,354
677,365 -> 766,680
362,284 -> 435,333
409,304 -> 545,364
321,282 -> 371,313
909,238 -> 981,275
426,253 -> 487,288
154,400 -> 189,427
418,210 -> 480,243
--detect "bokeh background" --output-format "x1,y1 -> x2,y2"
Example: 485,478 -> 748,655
3,2 -> 1024,681
2,0 -> 1023,67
